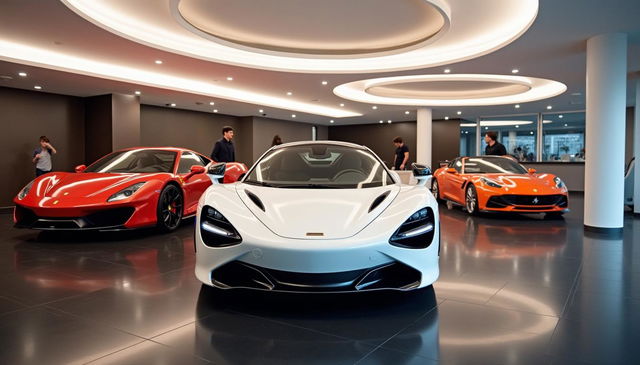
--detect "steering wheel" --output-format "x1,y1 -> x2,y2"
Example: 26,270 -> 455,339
333,169 -> 366,182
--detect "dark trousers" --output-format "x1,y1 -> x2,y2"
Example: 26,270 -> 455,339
36,168 -> 50,177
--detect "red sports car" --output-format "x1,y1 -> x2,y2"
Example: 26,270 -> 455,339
13,147 -> 248,232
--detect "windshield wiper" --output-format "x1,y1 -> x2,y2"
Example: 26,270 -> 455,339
243,180 -> 276,187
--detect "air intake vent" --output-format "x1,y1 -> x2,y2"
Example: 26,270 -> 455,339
368,191 -> 390,213
245,190 -> 265,212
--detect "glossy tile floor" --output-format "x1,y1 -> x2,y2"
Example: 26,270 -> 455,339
1,193 -> 639,364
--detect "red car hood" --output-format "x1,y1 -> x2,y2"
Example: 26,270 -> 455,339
476,173 -> 558,192
30,172 -> 166,199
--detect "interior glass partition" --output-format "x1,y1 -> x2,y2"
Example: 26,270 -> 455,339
541,112 -> 585,161
459,122 -> 477,157
478,114 -> 538,161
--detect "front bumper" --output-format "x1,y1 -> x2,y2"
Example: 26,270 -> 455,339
14,205 -> 139,231
481,194 -> 569,213
194,218 -> 440,293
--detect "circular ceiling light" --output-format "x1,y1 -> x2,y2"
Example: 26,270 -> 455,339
334,74 -> 566,106
62,0 -> 539,73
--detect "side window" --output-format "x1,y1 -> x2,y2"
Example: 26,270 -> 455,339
197,154 -> 211,166
177,152 -> 205,174
454,159 -> 463,173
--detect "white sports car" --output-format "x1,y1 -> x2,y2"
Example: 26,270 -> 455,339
195,141 -> 440,292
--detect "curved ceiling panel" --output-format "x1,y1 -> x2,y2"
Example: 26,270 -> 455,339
61,0 -> 539,73
334,74 -> 566,106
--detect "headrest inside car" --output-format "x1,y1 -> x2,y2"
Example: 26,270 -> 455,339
309,146 -> 330,159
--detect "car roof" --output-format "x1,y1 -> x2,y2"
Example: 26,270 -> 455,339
116,146 -> 203,154
271,140 -> 367,150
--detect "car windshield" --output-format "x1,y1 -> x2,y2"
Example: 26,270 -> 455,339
85,149 -> 177,173
464,157 -> 527,174
244,144 -> 394,188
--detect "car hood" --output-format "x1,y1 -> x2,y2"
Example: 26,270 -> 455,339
477,173 -> 557,191
30,172 -> 165,198
235,184 -> 400,240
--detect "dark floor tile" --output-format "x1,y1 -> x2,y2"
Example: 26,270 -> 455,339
49,267 -> 205,338
562,290 -> 640,327
152,311 -> 374,365
356,347 -> 438,365
0,307 -> 143,365
87,340 -> 211,365
0,296 -> 26,315
485,282 -> 572,317
548,318 -> 640,364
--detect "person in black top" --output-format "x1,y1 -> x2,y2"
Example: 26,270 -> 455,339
393,136 -> 410,170
484,131 -> 507,156
211,126 -> 235,162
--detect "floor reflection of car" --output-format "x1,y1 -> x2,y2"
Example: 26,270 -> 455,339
13,147 -> 247,232
432,156 -> 569,217
440,211 -> 567,259
13,235 -> 192,295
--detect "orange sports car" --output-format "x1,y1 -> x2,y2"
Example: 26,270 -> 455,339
431,156 -> 569,216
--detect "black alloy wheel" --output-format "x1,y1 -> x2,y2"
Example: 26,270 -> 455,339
157,185 -> 184,232
465,184 -> 479,215
431,179 -> 444,203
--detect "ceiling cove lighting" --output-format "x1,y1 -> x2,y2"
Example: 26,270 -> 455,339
61,0 -> 539,73
0,40 -> 359,118
334,74 -> 566,106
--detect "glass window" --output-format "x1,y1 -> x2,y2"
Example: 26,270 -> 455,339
244,144 -> 393,189
479,115 -> 538,162
177,151 -> 205,174
542,112 -> 585,161
460,122 -> 477,156
85,149 -> 177,173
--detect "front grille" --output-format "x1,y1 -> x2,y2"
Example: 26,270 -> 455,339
486,194 -> 567,208
211,261 -> 421,292
14,206 -> 135,230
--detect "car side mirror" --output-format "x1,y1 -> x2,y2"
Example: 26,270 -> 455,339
411,163 -> 432,186
185,165 -> 206,180
528,168 -> 536,174
446,167 -> 457,174
207,162 -> 226,184
75,164 -> 86,173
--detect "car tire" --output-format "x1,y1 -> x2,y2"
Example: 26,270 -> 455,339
157,184 -> 184,232
465,184 -> 479,215
431,179 -> 444,204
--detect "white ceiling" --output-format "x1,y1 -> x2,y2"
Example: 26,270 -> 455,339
0,0 -> 638,126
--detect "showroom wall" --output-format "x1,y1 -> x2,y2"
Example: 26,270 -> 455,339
0,87 -> 86,207
251,116 -> 327,161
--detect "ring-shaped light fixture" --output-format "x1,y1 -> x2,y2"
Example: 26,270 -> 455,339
61,0 -> 539,73
334,74 -> 566,106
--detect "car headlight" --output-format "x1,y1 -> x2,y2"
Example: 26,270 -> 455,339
17,181 -> 34,200
389,207 -> 436,249
107,182 -> 145,202
481,177 -> 502,188
200,206 -> 242,247
554,176 -> 565,188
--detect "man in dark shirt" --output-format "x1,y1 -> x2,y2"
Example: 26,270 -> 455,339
393,137 -> 410,170
211,126 -> 235,162
484,131 -> 507,156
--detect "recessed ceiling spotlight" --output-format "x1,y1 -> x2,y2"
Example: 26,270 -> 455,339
444,116 -> 449,120
226,76 -> 233,81
457,111 -> 462,115
292,114 -> 296,118
372,106 -> 378,110
515,125 -> 519,128
514,104 -> 520,109
34,85 -> 42,90
321,81 -> 328,85
170,103 -> 176,107
339,103 -> 344,107
209,101 -> 215,105
18,72 -> 27,77
259,109 -> 264,113
405,111 -> 410,115
559,114 -> 563,118
485,126 -> 489,130
134,91 -> 141,95
387,120 -> 392,124
530,131 -> 534,134
444,68 -> 451,74
213,109 -> 218,112
379,120 -> 383,124
546,105 -> 552,110
564,123 -> 568,127
511,68 -> 519,74
286,91 -> 292,96
154,60 -> 163,64
330,120 -> 334,123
